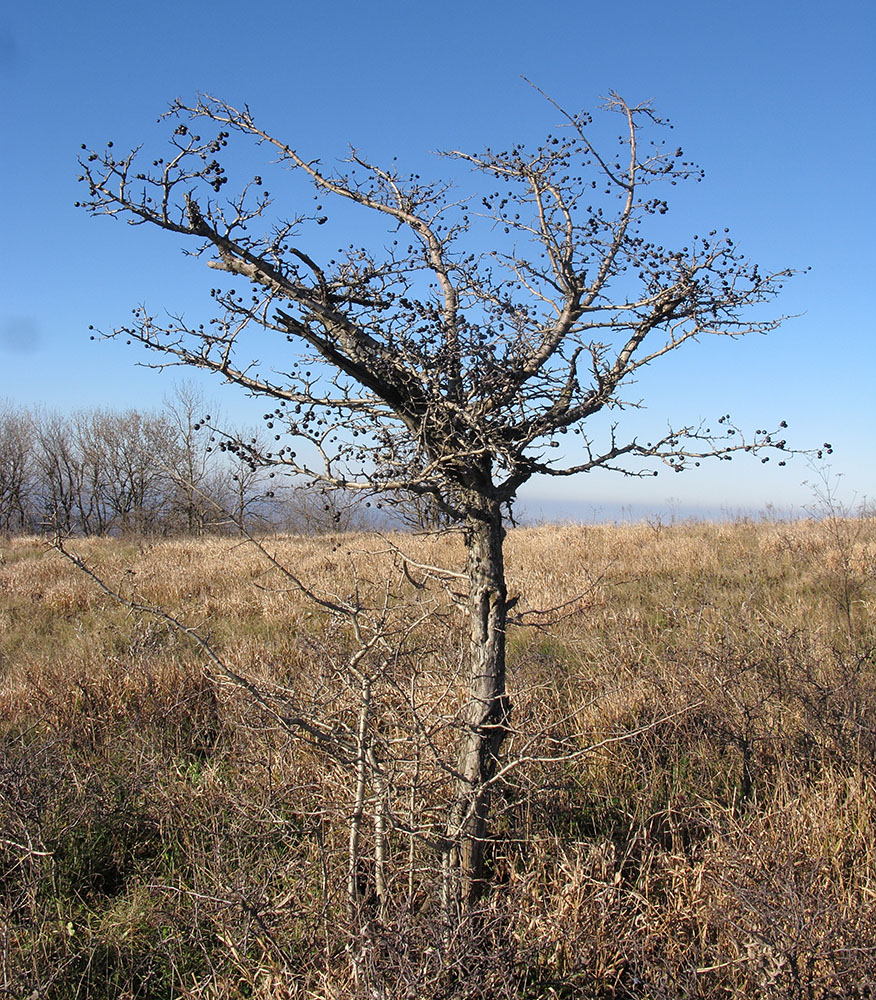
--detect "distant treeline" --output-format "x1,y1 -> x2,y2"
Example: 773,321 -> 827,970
0,387 -> 368,538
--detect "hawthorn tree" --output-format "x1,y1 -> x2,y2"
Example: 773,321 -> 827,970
78,91 -> 811,905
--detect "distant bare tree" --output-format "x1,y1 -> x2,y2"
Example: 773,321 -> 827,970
160,382 -> 227,534
274,482 -> 375,534
80,409 -> 172,534
0,403 -> 34,535
33,410 -> 91,534
219,430 -> 276,531
78,90 -> 821,906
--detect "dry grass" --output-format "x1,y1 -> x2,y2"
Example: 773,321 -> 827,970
1,516 -> 874,998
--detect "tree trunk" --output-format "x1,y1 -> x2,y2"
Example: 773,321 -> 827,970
448,498 -> 511,908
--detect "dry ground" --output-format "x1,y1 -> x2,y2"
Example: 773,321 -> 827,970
1,516 -> 874,998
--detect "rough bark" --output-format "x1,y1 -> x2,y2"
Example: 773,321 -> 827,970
448,498 -> 511,906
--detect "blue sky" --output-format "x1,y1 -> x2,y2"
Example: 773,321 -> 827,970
1,0 -> 874,519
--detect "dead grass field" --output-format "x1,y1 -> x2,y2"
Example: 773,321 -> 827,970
1,516 -> 874,998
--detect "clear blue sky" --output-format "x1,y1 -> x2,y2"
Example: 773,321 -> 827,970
1,0 -> 874,519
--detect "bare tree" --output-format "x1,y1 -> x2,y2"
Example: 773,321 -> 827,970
33,407 -> 170,536
218,430 -> 276,531
33,410 -> 92,535
275,481 -> 376,534
77,90 -> 820,906
160,381 -> 224,535
0,403 -> 34,535
79,408 -> 172,535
